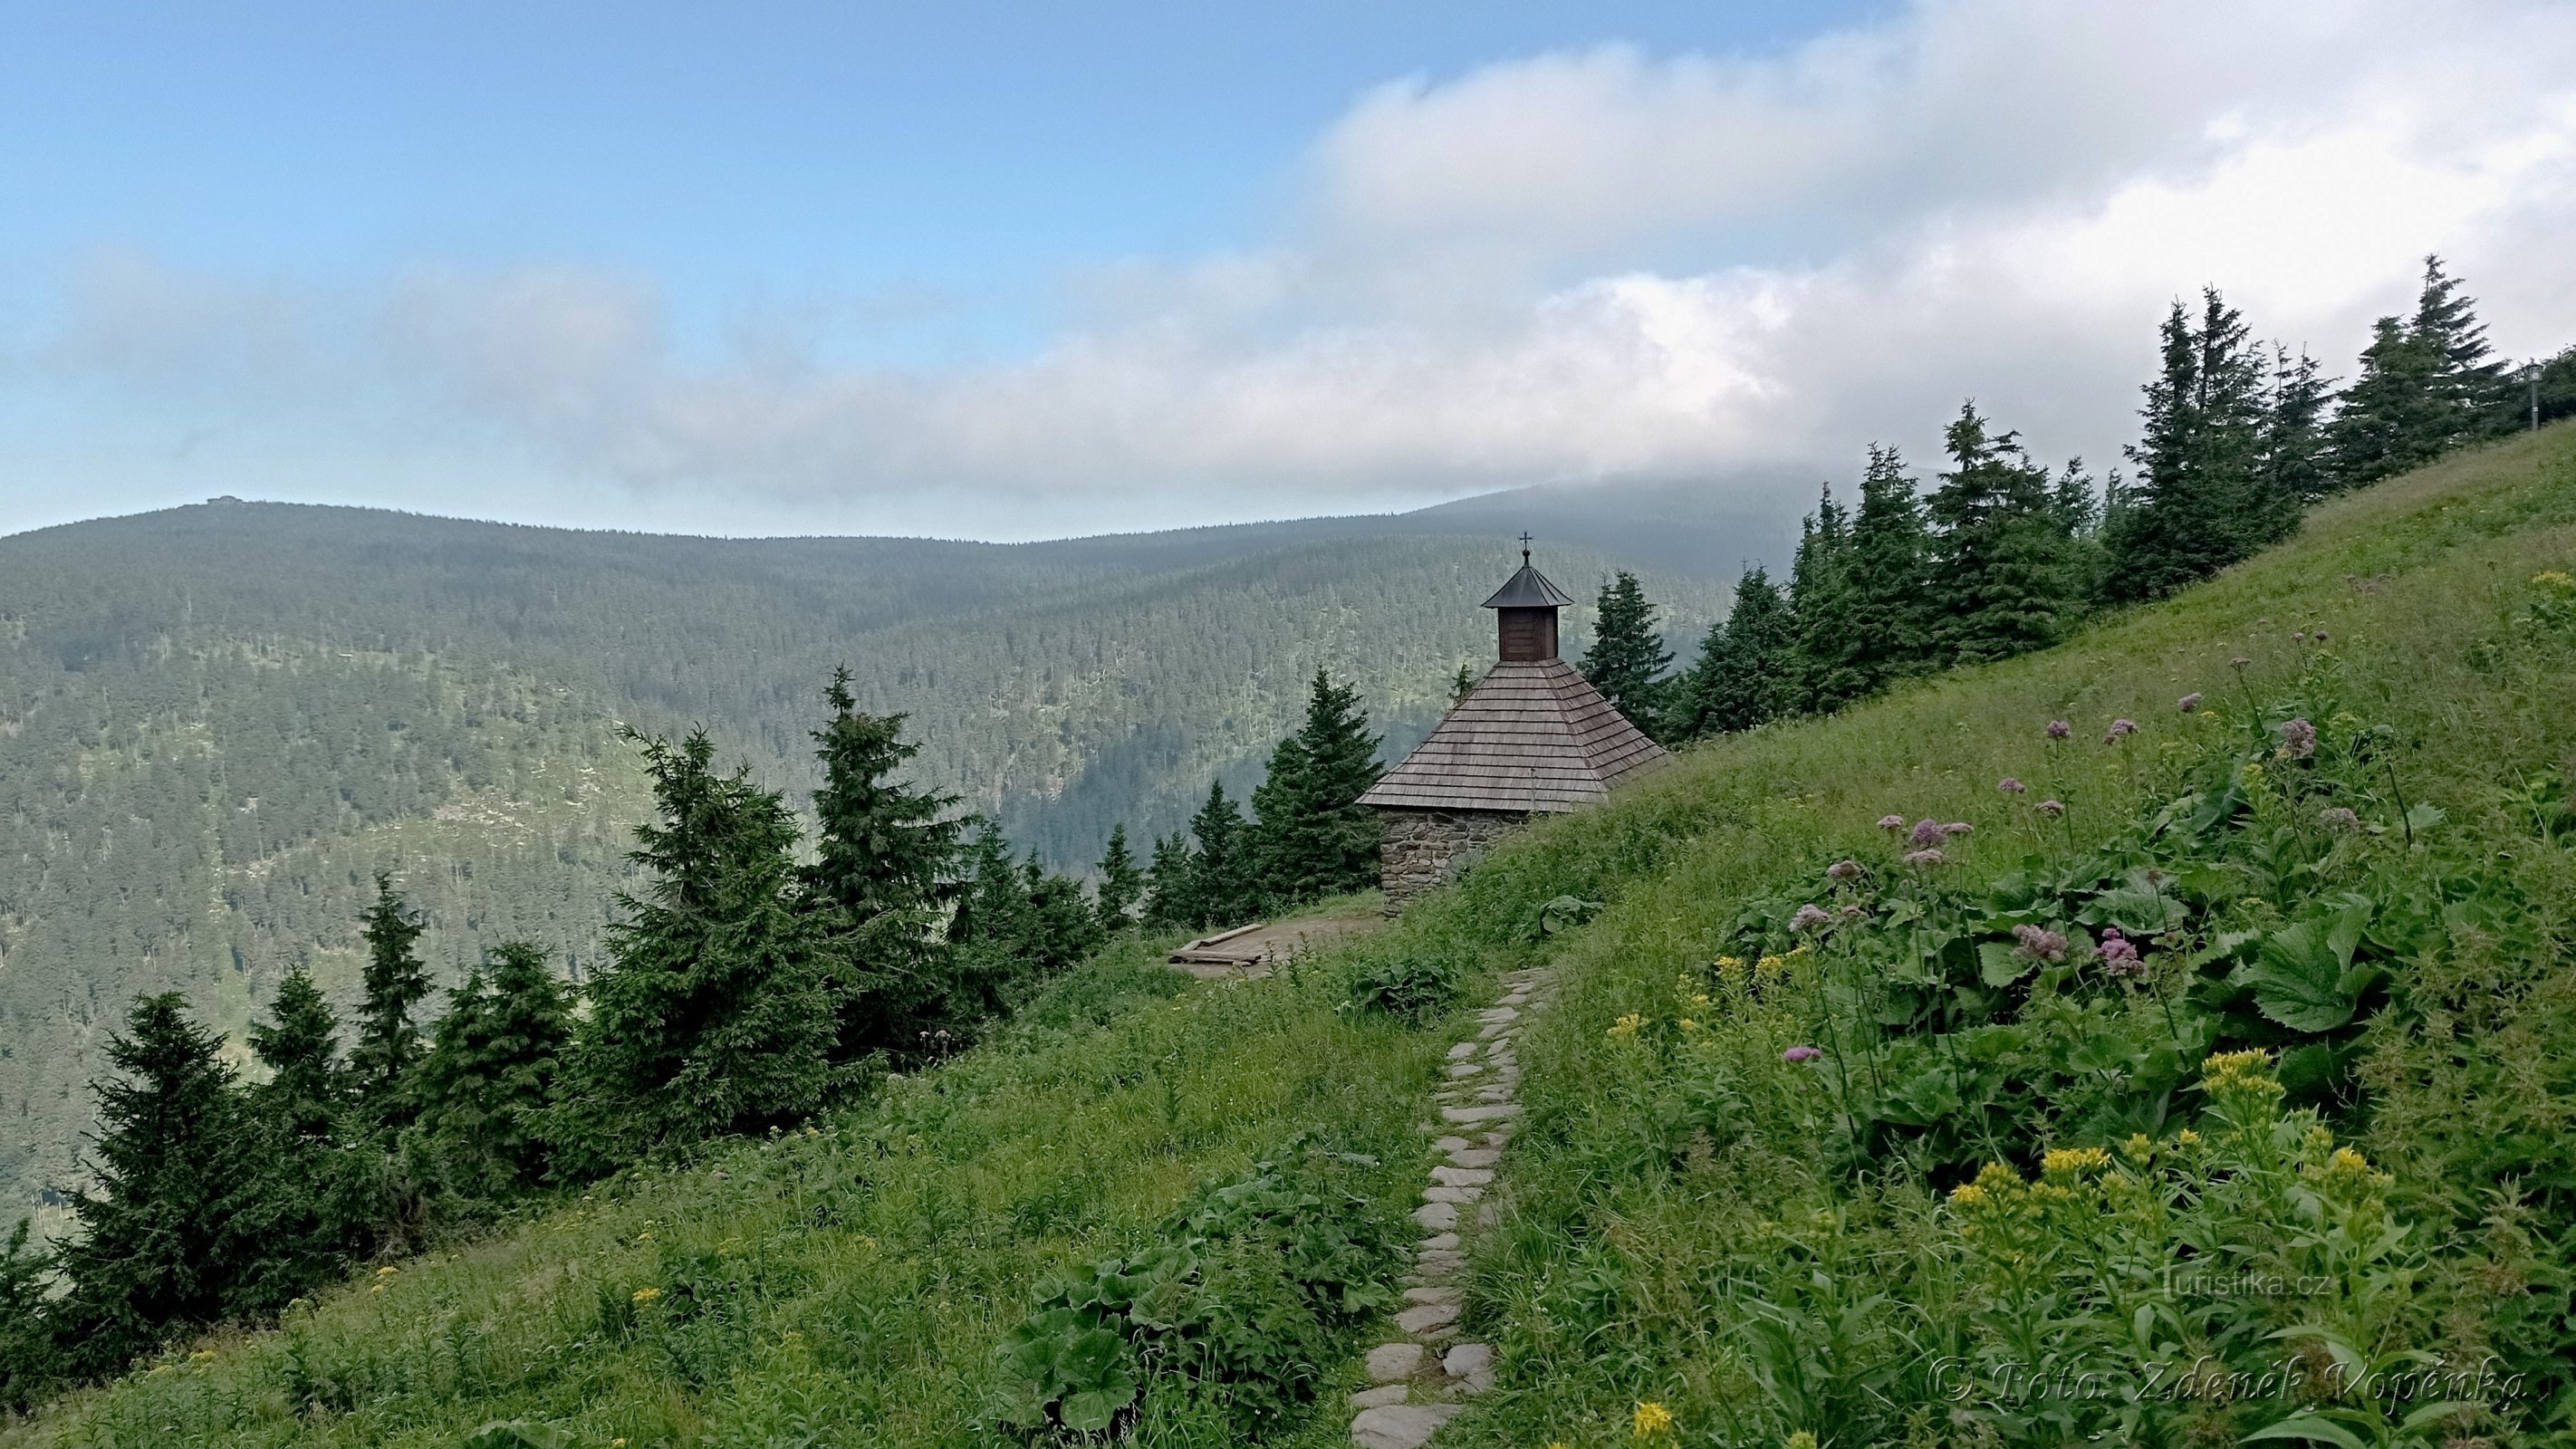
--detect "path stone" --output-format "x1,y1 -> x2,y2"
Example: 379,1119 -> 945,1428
1444,1147 -> 1499,1169
1446,1062 -> 1482,1078
1430,1166 -> 1493,1186
1351,1384 -> 1410,1409
1418,1232 -> 1458,1252
1395,1302 -> 1460,1335
1422,1184 -> 1483,1204
1415,1250 -> 1465,1276
1442,1342 -> 1496,1395
1412,1201 -> 1457,1231
1431,1136 -> 1471,1153
1440,1103 -> 1520,1124
1404,1284 -> 1461,1307
1351,1403 -> 1460,1449
1367,1341 -> 1426,1381
1446,1041 -> 1476,1060
1476,1022 -> 1512,1040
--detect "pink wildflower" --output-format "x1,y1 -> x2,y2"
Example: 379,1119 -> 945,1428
1791,904 -> 1832,933
1944,821 -> 1974,838
1998,777 -> 2025,793
2104,718 -> 2139,743
1783,1045 -> 1822,1063
2280,718 -> 2316,758
1902,848 -> 1948,868
2177,693 -> 2202,713
2318,806 -> 2361,833
1826,859 -> 1862,882
1909,818 -> 1947,848
2099,928 -> 2141,976
1840,903 -> 1868,919
2012,924 -> 2070,962
1878,814 -> 1908,832
2046,719 -> 2072,740
2037,799 -> 2066,818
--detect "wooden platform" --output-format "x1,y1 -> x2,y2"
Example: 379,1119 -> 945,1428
1167,916 -> 1382,979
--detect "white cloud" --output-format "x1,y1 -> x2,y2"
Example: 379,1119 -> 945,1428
23,0 -> 2576,538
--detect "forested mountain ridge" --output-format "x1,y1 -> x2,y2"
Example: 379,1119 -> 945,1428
0,497 -> 1731,1213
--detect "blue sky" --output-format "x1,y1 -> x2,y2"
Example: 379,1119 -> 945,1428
5,1 -> 2571,541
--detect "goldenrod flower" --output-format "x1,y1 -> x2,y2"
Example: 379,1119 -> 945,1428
1677,1018 -> 1698,1032
1786,1434 -> 1821,1449
2042,1146 -> 2110,1175
376,1265 -> 398,1276
1947,1182 -> 1988,1206
1607,1013 -> 1646,1040
632,1286 -> 663,1305
1633,1400 -> 1675,1436
2176,1128 -> 2203,1147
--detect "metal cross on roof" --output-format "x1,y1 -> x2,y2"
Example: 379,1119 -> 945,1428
1518,531 -> 1533,563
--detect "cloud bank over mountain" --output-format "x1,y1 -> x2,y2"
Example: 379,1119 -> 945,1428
22,0 -> 2576,538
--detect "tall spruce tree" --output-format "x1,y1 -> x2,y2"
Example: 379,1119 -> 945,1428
945,820 -> 1036,1019
349,873 -> 432,1128
409,943 -> 572,1201
52,994 -> 247,1378
1093,824 -> 1145,930
1579,571 -> 1673,738
1927,402 -> 2075,662
2324,314 -> 2442,490
1782,485 -> 1852,714
1812,446 -> 1929,708
1183,781 -> 1255,927
2409,255 -> 2511,441
1251,667 -> 1383,904
1675,566 -> 1794,739
2104,292 -> 2271,600
802,668 -> 965,1060
1021,855 -> 1105,976
229,971 -> 375,1318
559,731 -> 834,1169
2261,346 -> 2337,509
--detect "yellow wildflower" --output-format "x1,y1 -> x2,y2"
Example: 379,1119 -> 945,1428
149,1363 -> 172,1375
1787,1434 -> 1821,1449
2535,571 -> 2573,589
190,1349 -> 216,1364
1633,1400 -> 1675,1436
1947,1182 -> 1988,1206
1677,1018 -> 1699,1032
1716,955 -> 1744,970
2202,1049 -> 2272,1085
613,1440 -> 629,1447
2123,1133 -> 2154,1158
632,1286 -> 663,1305
2042,1146 -> 2110,1175
376,1264 -> 398,1276
1607,1012 -> 1646,1040
2176,1128 -> 2203,1147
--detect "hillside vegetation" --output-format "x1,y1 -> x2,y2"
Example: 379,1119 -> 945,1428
11,420 -> 2573,1444
0,503 -> 1725,1213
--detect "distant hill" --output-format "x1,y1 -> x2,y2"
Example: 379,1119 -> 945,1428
0,485 -> 1773,1210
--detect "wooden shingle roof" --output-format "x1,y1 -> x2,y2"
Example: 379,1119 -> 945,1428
1359,659 -> 1670,814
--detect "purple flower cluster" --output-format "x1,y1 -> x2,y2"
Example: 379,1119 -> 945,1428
1998,776 -> 2025,794
1791,903 -> 1833,934
1878,813 -> 1908,832
1783,1045 -> 1822,1063
2280,717 -> 2317,758
1902,848 -> 1948,868
2318,806 -> 2361,833
2037,799 -> 2066,818
1827,858 -> 1862,882
2177,693 -> 2203,713
1841,903 -> 1868,919
2099,927 -> 2142,977
2046,719 -> 2072,740
2104,718 -> 2139,743
1909,818 -> 1947,848
2012,923 -> 2070,962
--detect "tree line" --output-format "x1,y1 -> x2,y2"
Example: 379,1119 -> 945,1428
0,664 -> 1396,1408
1582,257 -> 2567,742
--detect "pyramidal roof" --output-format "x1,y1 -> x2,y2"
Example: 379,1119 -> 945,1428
1480,561 -> 1576,609
1359,659 -> 1669,814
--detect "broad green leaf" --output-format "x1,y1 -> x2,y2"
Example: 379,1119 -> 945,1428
2242,1413 -> 2369,1449
2239,920 -> 2360,1032
1977,941 -> 2031,988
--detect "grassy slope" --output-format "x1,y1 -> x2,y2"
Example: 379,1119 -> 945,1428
14,423 -> 2576,1445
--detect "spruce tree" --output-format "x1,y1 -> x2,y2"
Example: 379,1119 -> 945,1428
53,994 -> 247,1378
945,820 -> 1037,1019
1251,667 -> 1383,904
2105,292 -> 2272,599
1021,855 -> 1104,976
1926,402 -> 2075,662
1093,824 -> 1145,931
1450,664 -> 1479,707
1,1217 -> 62,1411
802,667 -> 965,1060
1578,571 -> 1673,738
349,873 -> 432,1128
2409,255 -> 2510,441
1782,484 -> 1852,714
1183,781 -> 1255,927
2261,346 -> 2336,509
2324,313 -> 2442,490
409,943 -> 572,1201
1143,832 -> 1198,931
229,971 -> 375,1318
1811,446 -> 1929,708
1675,566 -> 1794,739
559,731 -> 833,1169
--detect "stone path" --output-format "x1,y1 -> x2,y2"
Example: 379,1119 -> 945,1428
1348,964 -> 1552,1449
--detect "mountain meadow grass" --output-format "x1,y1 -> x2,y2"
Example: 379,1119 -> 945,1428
12,419 -> 2576,1447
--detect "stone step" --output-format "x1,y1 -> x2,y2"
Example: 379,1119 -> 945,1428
1351,1402 -> 1460,1449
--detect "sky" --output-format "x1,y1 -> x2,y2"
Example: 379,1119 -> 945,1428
4,0 -> 2572,542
